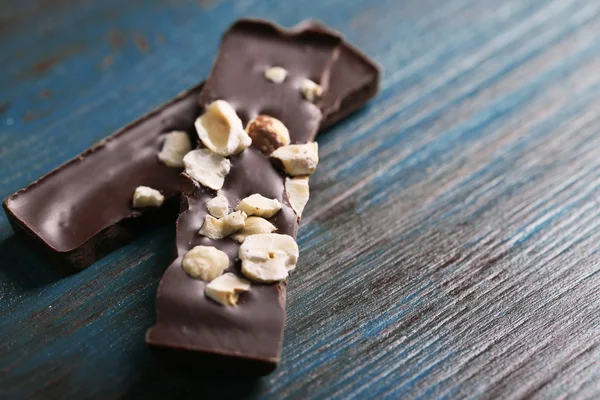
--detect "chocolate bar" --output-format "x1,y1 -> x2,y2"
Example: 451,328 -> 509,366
303,21 -> 381,129
146,19 -> 378,375
3,86 -> 202,272
2,22 -> 379,274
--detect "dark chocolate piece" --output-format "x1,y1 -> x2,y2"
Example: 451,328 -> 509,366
2,21 -> 379,273
300,21 -> 381,129
146,19 -> 342,374
3,86 -> 202,272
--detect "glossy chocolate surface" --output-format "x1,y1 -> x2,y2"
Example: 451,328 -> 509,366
300,21 -> 381,129
198,19 -> 340,143
146,19 -> 341,373
3,86 -> 202,272
147,154 -> 296,374
322,38 -> 381,128
3,21 -> 379,273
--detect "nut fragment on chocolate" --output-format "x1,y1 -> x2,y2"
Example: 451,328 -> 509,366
246,115 -> 290,155
132,186 -> 165,208
206,193 -> 230,218
194,100 -> 251,156
205,273 -> 251,306
199,210 -> 246,240
285,177 -> 310,217
157,131 -> 192,168
231,216 -> 277,243
182,245 -> 229,281
271,142 -> 319,176
183,149 -> 231,190
301,79 -> 323,102
239,233 -> 299,283
264,66 -> 287,83
235,194 -> 282,218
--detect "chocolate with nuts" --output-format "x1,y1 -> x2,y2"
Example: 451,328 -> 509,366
2,21 -> 379,273
146,19 -> 342,374
3,86 -> 203,272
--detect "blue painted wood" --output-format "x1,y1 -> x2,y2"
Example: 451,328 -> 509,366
2,0 -> 600,398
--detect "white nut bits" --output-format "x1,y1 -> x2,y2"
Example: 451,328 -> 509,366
182,245 -> 229,281
235,194 -> 281,218
194,100 -> 251,156
157,131 -> 192,168
206,194 -> 229,218
239,234 -> 299,283
271,142 -> 319,176
132,186 -> 164,208
285,177 -> 310,217
264,66 -> 287,83
301,79 -> 323,102
246,115 -> 290,155
205,273 -> 251,306
199,210 -> 246,240
231,216 -> 277,243
183,149 -> 231,190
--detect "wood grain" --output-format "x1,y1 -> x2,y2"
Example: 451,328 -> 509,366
2,0 -> 600,398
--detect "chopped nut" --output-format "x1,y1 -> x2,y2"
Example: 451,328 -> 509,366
246,115 -> 290,155
157,131 -> 192,168
231,216 -> 277,243
239,234 -> 299,283
183,149 -> 231,190
264,66 -> 287,83
132,186 -> 164,208
194,100 -> 251,156
205,273 -> 251,306
271,142 -> 319,176
285,177 -> 310,217
182,245 -> 229,281
206,193 -> 229,218
301,79 -> 323,102
235,194 -> 281,218
199,210 -> 246,240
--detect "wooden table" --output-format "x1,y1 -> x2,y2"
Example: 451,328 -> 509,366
2,0 -> 600,398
